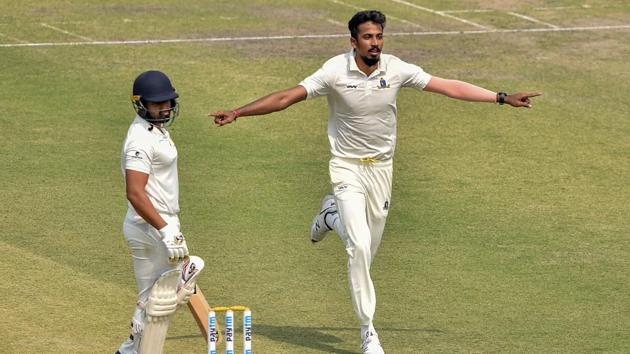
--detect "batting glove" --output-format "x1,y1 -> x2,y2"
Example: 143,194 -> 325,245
159,223 -> 189,263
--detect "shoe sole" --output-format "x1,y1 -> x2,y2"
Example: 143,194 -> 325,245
311,207 -> 336,243
310,196 -> 336,242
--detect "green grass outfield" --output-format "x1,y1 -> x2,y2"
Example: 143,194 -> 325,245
2,1 -> 630,353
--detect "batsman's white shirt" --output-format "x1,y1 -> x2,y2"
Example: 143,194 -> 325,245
121,116 -> 179,217
299,51 -> 432,161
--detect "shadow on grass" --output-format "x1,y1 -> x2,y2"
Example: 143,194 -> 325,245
168,324 -> 444,353
254,324 -> 357,354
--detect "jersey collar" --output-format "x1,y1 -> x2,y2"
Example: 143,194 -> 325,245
133,115 -> 152,129
133,115 -> 166,135
347,50 -> 387,77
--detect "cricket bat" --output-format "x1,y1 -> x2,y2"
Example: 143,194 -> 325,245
187,286 -> 221,343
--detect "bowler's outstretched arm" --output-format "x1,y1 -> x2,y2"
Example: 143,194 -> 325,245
210,85 -> 308,126
424,76 -> 540,108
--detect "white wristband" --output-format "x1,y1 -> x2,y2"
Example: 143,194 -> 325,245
159,223 -> 179,239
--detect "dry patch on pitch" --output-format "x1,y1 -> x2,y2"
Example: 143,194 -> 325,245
534,30 -> 630,73
192,3 -> 349,39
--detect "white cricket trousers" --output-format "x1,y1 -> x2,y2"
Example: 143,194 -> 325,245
124,210 -> 180,303
117,210 -> 180,354
329,156 -> 392,326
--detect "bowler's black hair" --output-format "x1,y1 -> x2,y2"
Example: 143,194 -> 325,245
348,10 -> 386,39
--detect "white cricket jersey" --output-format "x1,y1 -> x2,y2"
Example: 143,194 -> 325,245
299,51 -> 432,160
121,116 -> 179,216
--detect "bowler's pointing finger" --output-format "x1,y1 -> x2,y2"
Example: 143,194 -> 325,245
209,112 -> 225,125
524,93 -> 541,108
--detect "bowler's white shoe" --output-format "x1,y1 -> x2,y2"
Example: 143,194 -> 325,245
361,331 -> 385,354
310,194 -> 337,242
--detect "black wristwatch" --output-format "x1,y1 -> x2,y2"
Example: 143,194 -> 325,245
496,92 -> 507,105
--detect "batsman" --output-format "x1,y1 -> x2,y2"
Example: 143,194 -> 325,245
116,70 -> 205,354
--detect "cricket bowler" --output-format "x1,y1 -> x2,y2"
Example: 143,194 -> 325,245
211,10 -> 539,354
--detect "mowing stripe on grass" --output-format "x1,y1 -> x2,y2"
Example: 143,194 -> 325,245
0,32 -> 28,44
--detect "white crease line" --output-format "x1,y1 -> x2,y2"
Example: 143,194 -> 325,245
388,0 -> 490,30
534,5 -> 592,10
2,25 -> 630,48
327,0 -> 361,11
41,23 -> 94,41
0,33 -> 345,48
327,0 -> 423,28
325,18 -> 346,27
0,32 -> 28,44
507,12 -> 560,29
47,21 -> 88,25
391,24 -> 630,35
441,9 -> 494,14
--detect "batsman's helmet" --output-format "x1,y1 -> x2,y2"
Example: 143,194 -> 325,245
131,70 -> 179,126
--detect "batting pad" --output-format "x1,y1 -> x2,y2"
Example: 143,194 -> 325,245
138,268 -> 181,354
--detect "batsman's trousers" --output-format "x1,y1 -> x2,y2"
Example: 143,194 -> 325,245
123,210 -> 181,305
117,211 -> 181,354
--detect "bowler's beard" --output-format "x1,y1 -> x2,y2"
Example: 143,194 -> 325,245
360,55 -> 379,67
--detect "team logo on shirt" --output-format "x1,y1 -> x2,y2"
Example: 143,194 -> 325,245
378,77 -> 390,89
130,151 -> 143,160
